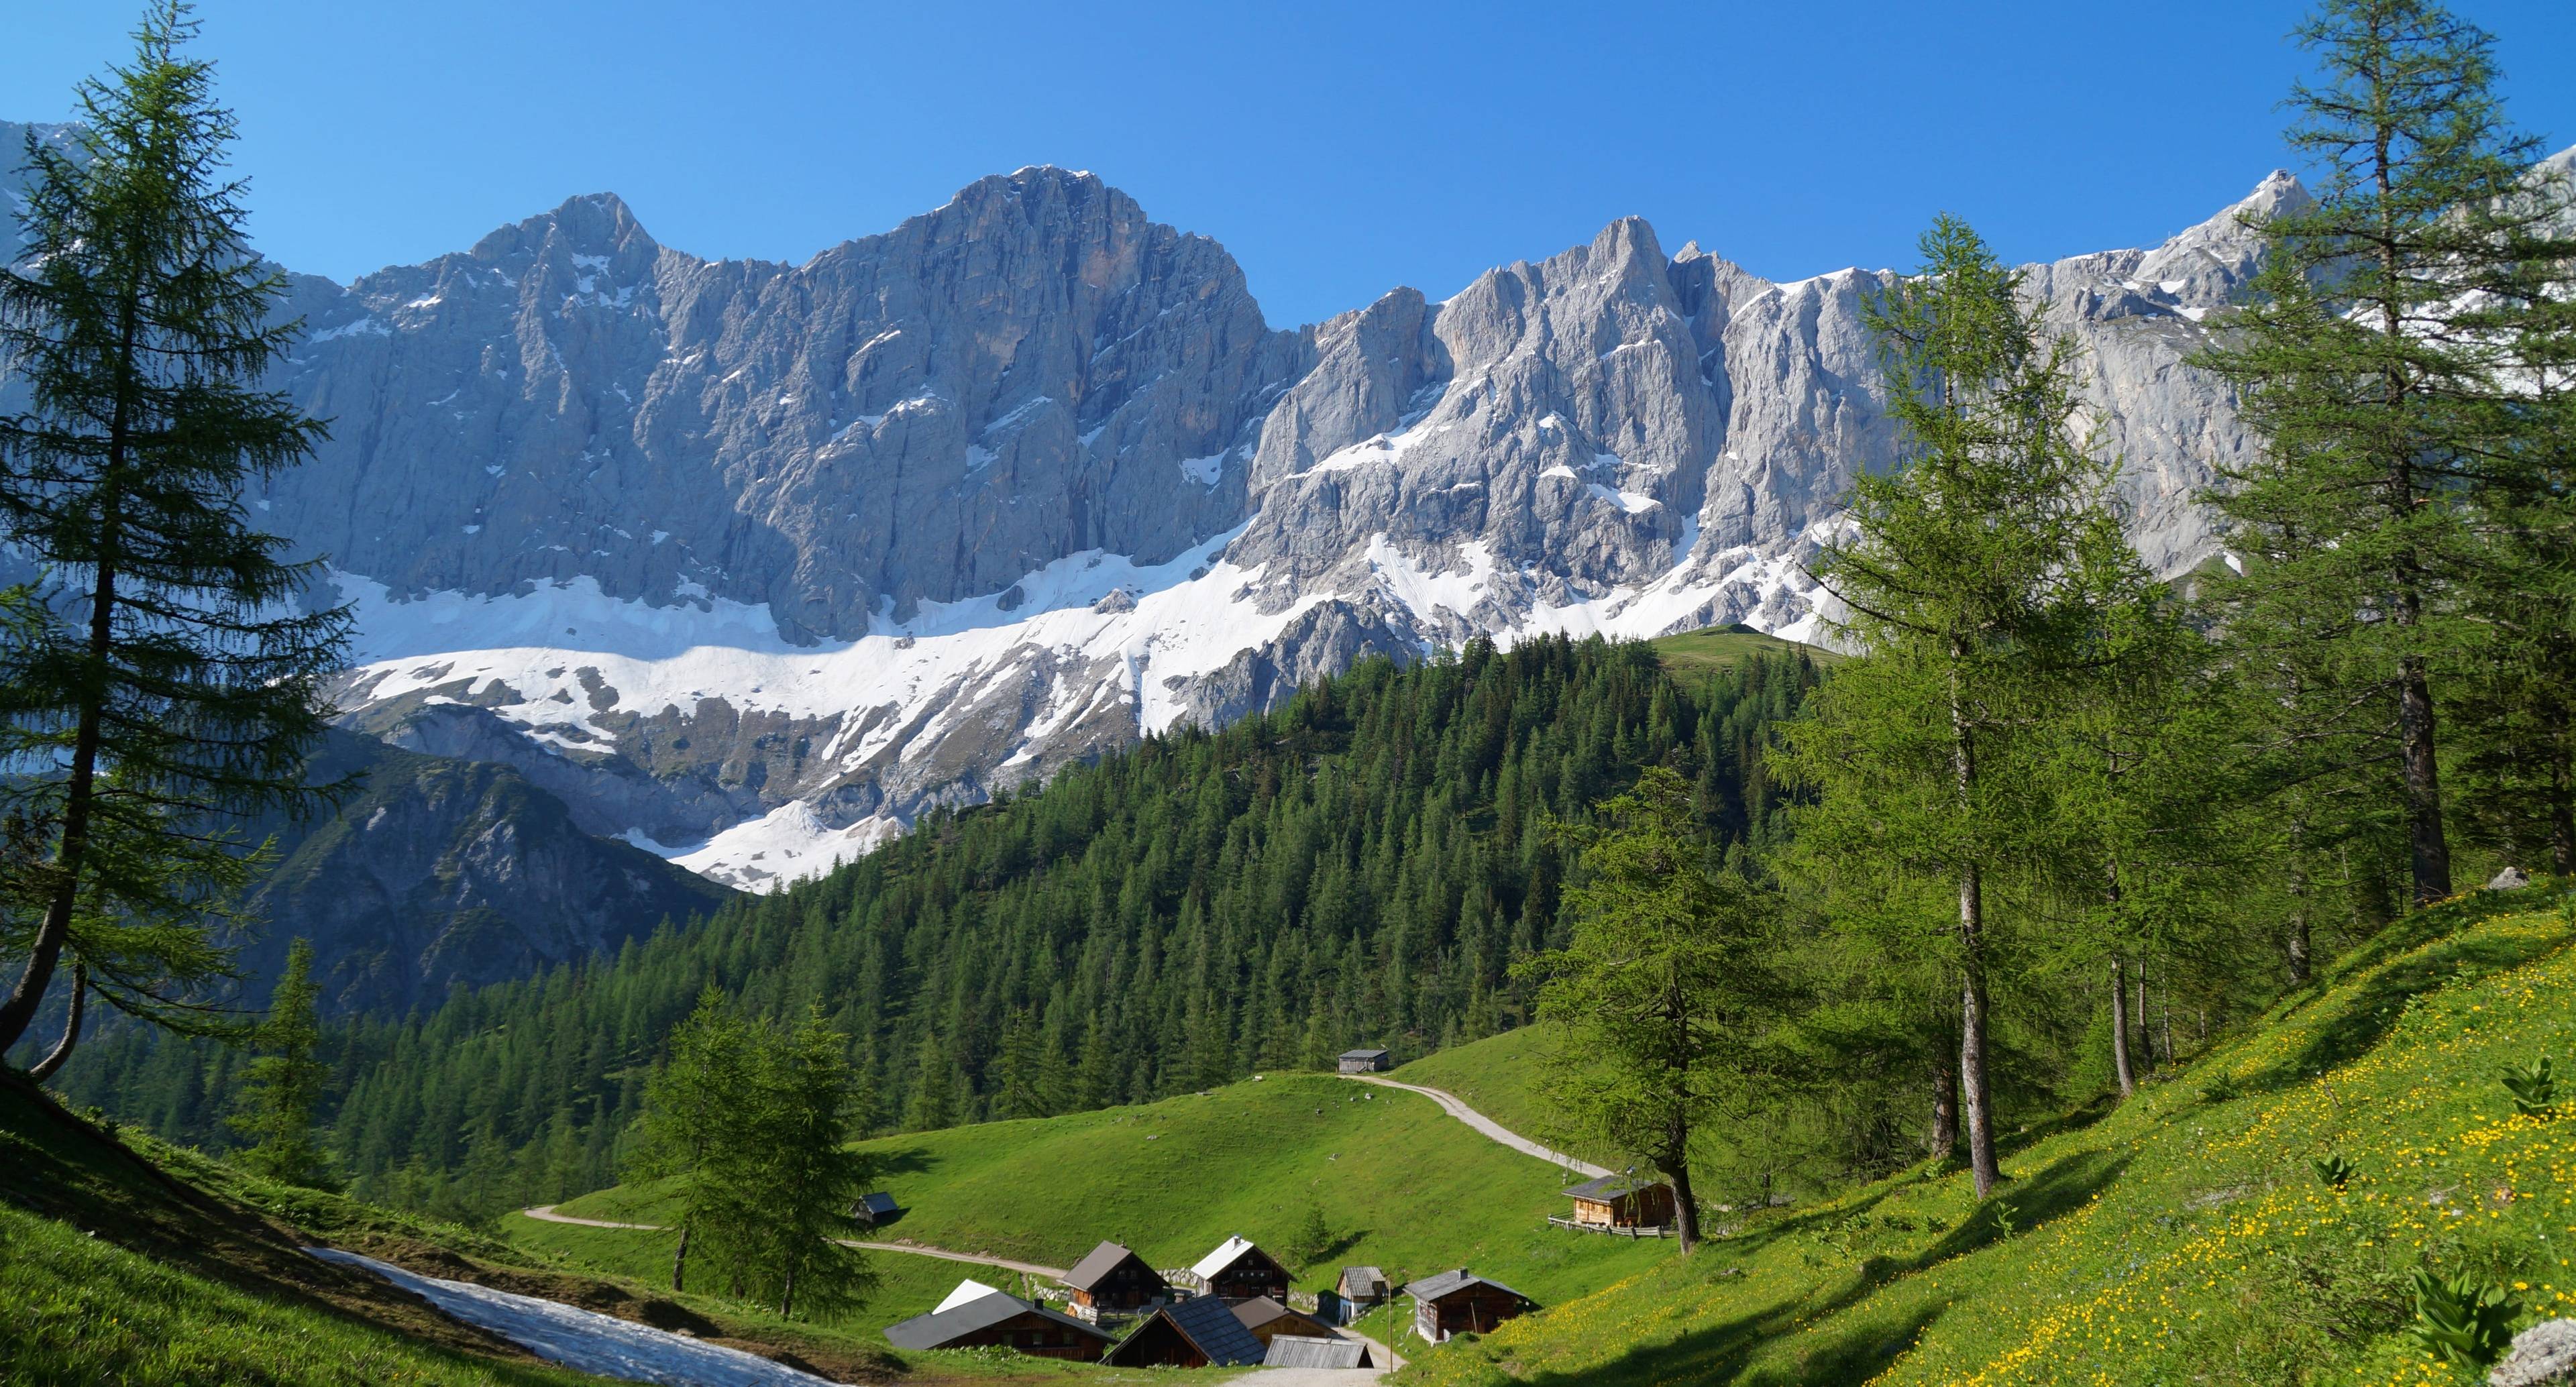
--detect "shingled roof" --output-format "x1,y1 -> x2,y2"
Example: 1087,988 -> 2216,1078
1562,1173 -> 1666,1201
1406,1268 -> 1533,1304
1191,1233 -> 1268,1281
1063,1239 -> 1155,1292
881,1287 -> 1112,1351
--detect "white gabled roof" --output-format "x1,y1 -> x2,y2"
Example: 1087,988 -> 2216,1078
1191,1234 -> 1259,1281
935,1278 -> 1004,1313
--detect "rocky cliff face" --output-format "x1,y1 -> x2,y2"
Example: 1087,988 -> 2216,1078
240,731 -> 733,1014
2,131 -> 2394,889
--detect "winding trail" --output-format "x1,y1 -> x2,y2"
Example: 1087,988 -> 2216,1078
519,1205 -> 1067,1278
1335,1073 -> 1613,1179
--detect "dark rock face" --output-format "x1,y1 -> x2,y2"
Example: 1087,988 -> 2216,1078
239,732 -> 733,1014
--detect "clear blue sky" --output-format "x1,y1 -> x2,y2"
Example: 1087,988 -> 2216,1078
8,1 -> 2573,328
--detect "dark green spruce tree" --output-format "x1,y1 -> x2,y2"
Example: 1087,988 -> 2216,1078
2194,0 -> 2575,905
227,936 -> 331,1188
0,1 -> 347,1062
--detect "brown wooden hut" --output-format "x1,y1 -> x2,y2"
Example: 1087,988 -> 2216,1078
1061,1239 -> 1170,1321
1101,1294 -> 1269,1368
1562,1174 -> 1678,1229
1190,1235 -> 1291,1304
1406,1268 -> 1535,1343
1230,1296 -> 1346,1349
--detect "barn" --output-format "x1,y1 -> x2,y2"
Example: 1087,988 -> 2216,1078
1191,1235 -> 1291,1304
1100,1292 -> 1269,1368
1061,1239 -> 1171,1321
882,1280 -> 1116,1361
1407,1268 -> 1535,1343
1338,1048 -> 1393,1074
1560,1174 -> 1678,1231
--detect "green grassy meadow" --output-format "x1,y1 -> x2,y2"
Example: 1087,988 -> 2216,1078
1646,625 -> 1839,682
1395,886 -> 2576,1387
541,1071 -> 1674,1335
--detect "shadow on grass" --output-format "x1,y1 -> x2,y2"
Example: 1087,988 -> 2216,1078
2239,911 -> 2571,1095
1506,1147 -> 2131,1387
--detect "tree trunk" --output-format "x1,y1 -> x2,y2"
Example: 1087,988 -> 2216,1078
780,1266 -> 796,1320
670,1222 -> 691,1293
1948,661 -> 1999,1199
1958,940 -> 2000,1198
26,963 -> 87,1083
1929,1054 -> 1958,1159
0,280 -> 136,1058
2395,653 -> 2452,904
2108,956 -> 2135,1099
2133,956 -> 2150,1073
2285,826 -> 2312,985
1661,1150 -> 1701,1256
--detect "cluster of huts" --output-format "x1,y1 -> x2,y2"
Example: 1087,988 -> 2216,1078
883,1232 -> 1537,1368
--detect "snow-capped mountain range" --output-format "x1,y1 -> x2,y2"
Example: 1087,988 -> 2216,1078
0,121 -> 2360,888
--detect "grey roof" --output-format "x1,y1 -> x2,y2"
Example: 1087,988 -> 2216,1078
854,1191 -> 902,1215
1064,1239 -> 1157,1292
1562,1174 -> 1667,1201
1232,1296 -> 1331,1334
1339,1048 -> 1391,1059
1138,1292 -> 1269,1366
1339,1264 -> 1388,1293
1406,1268 -> 1533,1305
1265,1335 -> 1373,1370
882,1290 -> 1113,1351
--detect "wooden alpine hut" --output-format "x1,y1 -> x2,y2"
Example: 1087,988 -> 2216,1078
1406,1268 -> 1535,1343
1190,1234 -> 1291,1304
1100,1293 -> 1269,1368
1061,1239 -> 1171,1321
882,1280 -> 1116,1361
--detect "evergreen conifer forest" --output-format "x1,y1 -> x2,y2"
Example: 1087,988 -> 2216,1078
55,637 -> 1825,1220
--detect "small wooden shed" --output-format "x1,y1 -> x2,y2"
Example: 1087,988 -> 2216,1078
883,1282 -> 1116,1361
1230,1296 -> 1345,1349
1337,1048 -> 1392,1074
1406,1268 -> 1535,1343
1061,1239 -> 1170,1320
1102,1293 -> 1269,1368
1191,1235 -> 1291,1305
1562,1174 -> 1678,1229
1337,1264 -> 1390,1305
847,1191 -> 903,1228
1265,1334 -> 1376,1369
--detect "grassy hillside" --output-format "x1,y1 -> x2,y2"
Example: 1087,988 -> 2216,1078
0,1073 -> 1131,1384
1389,1028 -> 1608,1168
1397,885 -> 2576,1387
0,1074 -> 598,1387
1647,625 -> 1840,681
537,1072 -> 1672,1332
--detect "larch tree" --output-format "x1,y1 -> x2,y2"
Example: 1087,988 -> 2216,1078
0,1 -> 347,1062
2194,0 -> 2576,905
1519,766 -> 1782,1254
1776,214 -> 2139,1199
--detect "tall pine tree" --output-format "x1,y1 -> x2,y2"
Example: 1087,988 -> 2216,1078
0,1 -> 347,1060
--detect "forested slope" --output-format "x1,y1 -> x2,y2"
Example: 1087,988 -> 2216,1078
61,635 -> 1822,1221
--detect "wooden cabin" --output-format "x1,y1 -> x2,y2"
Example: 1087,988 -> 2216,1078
847,1191 -> 903,1229
1061,1239 -> 1170,1321
1337,1265 -> 1389,1305
1100,1294 -> 1269,1368
883,1282 -> 1116,1362
1337,1048 -> 1392,1074
1561,1174 -> 1677,1230
1191,1235 -> 1291,1305
1406,1269 -> 1535,1343
1230,1296 -> 1346,1349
